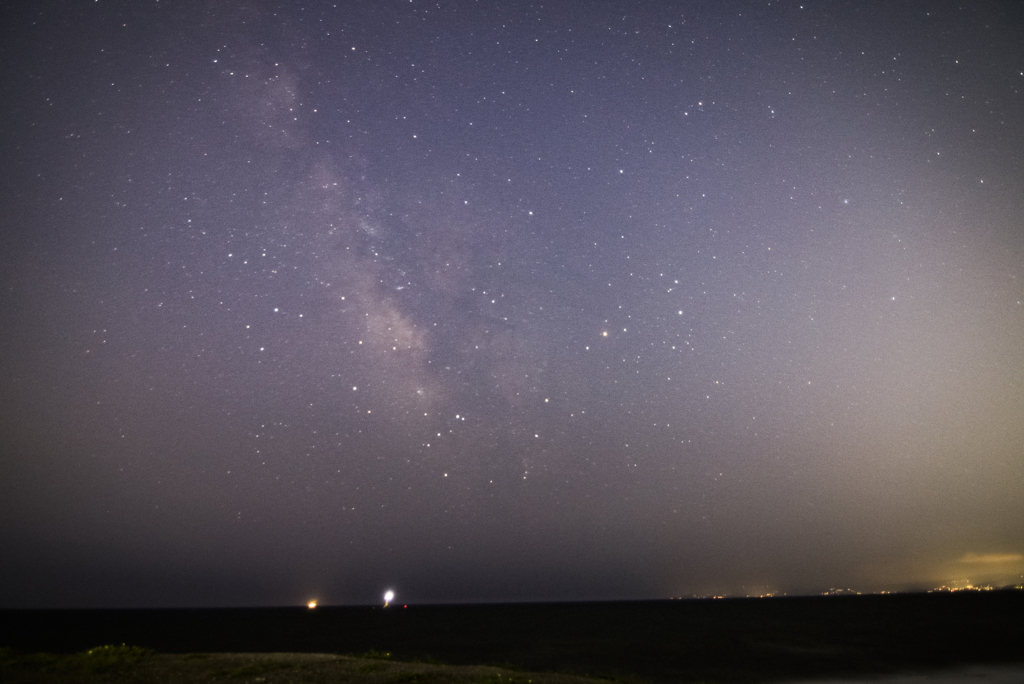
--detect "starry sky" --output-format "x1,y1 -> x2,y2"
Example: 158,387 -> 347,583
2,1 -> 1023,608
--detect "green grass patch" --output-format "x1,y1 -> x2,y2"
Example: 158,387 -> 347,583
75,643 -> 154,672
0,644 -> 154,676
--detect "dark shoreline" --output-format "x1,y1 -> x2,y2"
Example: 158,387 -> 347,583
3,592 -> 1023,683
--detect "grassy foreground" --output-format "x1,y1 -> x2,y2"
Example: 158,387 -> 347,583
0,645 -> 609,684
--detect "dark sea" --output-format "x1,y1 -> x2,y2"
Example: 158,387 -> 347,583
3,592 -> 1022,684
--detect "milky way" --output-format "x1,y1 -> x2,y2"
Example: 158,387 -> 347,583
1,1 -> 1022,607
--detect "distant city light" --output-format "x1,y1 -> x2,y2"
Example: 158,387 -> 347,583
307,600 -> 318,609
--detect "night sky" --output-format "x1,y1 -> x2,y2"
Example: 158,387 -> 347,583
2,1 -> 1023,609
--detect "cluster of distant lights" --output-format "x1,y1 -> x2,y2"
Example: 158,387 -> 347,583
671,582 -> 1022,600
306,582 -> 1022,609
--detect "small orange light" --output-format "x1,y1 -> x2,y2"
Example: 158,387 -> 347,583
307,600 -> 318,609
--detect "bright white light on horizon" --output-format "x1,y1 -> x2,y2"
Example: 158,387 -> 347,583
307,600 -> 317,609
384,589 -> 395,607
